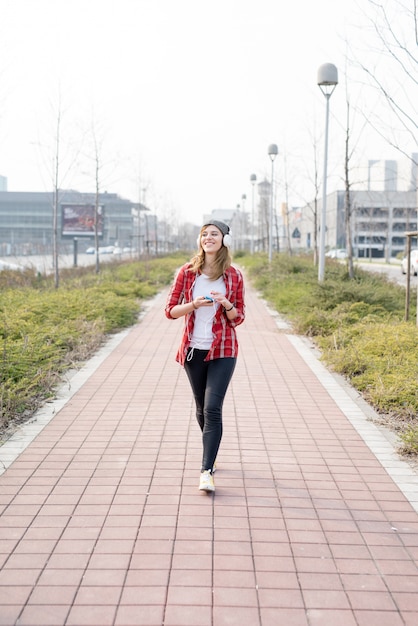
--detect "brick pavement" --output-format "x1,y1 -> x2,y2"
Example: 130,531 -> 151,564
0,280 -> 418,626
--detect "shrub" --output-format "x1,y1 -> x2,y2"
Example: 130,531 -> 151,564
399,428 -> 418,456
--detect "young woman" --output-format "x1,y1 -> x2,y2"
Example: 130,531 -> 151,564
165,220 -> 245,492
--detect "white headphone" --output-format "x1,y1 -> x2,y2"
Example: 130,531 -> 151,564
222,232 -> 233,248
197,223 -> 232,249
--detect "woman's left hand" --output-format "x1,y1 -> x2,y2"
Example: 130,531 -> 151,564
210,291 -> 231,310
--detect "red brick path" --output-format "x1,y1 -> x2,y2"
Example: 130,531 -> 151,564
0,281 -> 417,625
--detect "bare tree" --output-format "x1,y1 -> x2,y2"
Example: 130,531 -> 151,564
52,104 -> 61,288
50,93 -> 80,288
282,153 -> 292,255
342,1 -> 418,279
349,0 -> 418,162
84,117 -> 112,273
310,150 -> 320,266
35,87 -> 83,287
291,136 -> 321,265
347,0 -> 418,318
93,128 -> 101,275
343,95 -> 356,278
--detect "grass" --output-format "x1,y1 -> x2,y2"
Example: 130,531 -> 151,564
239,252 -> 418,457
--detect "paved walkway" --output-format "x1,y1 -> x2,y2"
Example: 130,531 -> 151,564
1,280 -> 418,626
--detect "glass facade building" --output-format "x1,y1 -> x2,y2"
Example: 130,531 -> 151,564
0,190 -> 143,256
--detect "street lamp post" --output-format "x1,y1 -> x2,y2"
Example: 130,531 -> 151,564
250,174 -> 257,254
268,144 -> 278,262
317,63 -> 338,282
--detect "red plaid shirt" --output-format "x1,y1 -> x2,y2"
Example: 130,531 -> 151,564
165,263 -> 245,365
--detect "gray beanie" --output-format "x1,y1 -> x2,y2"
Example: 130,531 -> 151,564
202,220 -> 230,236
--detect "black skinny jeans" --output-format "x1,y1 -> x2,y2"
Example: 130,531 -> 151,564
184,349 -> 236,472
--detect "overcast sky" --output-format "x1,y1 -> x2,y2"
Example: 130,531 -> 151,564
0,0 -> 416,225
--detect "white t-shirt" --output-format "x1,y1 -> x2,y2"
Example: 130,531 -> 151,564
190,273 -> 225,349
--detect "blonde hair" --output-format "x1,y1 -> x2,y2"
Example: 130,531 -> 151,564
190,226 -> 232,279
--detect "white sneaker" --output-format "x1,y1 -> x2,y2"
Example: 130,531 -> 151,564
199,470 -> 215,492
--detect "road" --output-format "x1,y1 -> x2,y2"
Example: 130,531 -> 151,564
0,251 -> 135,274
355,259 -> 416,287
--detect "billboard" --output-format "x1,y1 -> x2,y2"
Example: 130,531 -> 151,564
61,204 -> 104,237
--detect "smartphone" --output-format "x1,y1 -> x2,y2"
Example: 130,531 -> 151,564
204,296 -> 214,301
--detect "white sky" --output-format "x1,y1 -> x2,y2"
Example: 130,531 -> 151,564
0,0 -> 416,225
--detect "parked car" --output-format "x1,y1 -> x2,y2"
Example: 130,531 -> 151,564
85,246 -> 115,255
325,248 -> 348,259
401,249 -> 418,275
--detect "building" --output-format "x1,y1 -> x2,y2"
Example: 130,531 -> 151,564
288,189 -> 417,259
0,188 -> 147,256
288,156 -> 418,259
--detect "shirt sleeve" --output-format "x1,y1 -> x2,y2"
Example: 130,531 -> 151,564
165,265 -> 186,319
227,268 -> 245,328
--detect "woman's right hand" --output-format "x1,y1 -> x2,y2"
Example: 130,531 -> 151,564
193,296 -> 214,309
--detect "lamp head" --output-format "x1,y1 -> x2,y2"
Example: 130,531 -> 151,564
317,63 -> 338,96
268,144 -> 278,161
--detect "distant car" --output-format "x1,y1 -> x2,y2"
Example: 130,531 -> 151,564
326,248 -> 348,259
86,246 -> 116,254
401,249 -> 418,275
99,246 -> 115,254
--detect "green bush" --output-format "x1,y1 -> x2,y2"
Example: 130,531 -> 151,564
319,322 -> 418,413
399,427 -> 418,455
